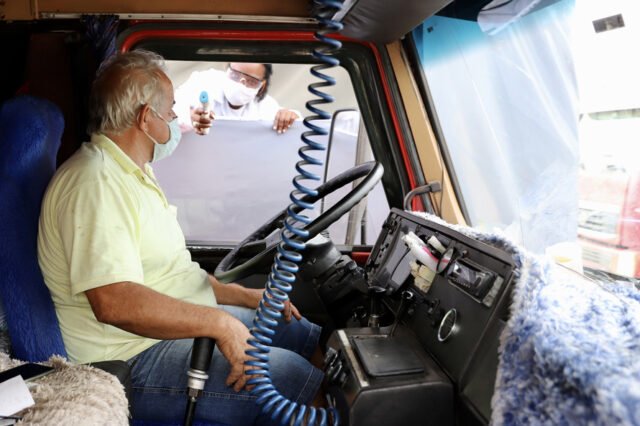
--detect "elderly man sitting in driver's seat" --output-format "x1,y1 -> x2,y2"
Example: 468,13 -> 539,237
37,49 -> 324,425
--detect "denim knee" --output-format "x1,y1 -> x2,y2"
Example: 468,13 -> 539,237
127,328 -> 323,424
220,305 -> 321,359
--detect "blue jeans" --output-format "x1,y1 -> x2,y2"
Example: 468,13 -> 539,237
127,305 -> 323,425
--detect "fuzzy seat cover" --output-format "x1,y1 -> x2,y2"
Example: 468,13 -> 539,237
0,352 -> 128,424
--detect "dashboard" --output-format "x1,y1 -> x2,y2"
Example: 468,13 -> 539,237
323,208 -> 516,425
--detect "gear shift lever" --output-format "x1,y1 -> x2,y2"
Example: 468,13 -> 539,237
367,285 -> 387,328
184,337 -> 216,426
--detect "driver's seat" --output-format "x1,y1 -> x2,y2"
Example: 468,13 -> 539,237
0,95 -> 67,361
0,94 -> 131,387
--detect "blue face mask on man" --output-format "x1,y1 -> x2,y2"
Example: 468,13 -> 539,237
144,106 -> 181,163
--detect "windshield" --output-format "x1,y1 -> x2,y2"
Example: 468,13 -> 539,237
153,61 -> 389,246
414,0 -> 640,281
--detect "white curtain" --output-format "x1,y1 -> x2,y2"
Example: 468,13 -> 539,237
413,0 -> 579,253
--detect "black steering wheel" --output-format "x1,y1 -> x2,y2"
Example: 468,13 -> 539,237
214,161 -> 384,283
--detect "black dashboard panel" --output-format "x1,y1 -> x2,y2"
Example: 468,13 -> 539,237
324,209 -> 516,425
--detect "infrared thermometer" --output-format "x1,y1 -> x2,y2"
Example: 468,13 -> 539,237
199,90 -> 210,135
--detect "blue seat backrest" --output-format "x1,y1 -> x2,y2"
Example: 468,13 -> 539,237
0,95 -> 67,361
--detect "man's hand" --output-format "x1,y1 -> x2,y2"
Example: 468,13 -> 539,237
273,109 -> 298,134
190,106 -> 214,135
209,276 -> 301,323
216,312 -> 256,392
244,288 -> 301,323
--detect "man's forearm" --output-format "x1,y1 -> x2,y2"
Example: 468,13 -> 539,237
209,275 -> 258,308
208,276 -> 300,324
85,281 -> 235,341
86,280 -> 256,390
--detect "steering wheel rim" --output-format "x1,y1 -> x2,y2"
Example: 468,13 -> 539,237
214,161 -> 384,283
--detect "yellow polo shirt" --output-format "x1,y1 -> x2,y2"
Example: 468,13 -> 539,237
38,134 -> 216,363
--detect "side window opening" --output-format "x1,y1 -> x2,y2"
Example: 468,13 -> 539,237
155,60 -> 390,246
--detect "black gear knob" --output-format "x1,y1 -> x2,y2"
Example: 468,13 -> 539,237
190,337 -> 215,372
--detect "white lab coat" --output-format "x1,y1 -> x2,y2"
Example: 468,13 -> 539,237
174,69 -> 283,127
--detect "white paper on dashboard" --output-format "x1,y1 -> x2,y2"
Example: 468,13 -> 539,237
0,375 -> 35,416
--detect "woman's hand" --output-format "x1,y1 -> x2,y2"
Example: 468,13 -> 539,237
273,109 -> 299,134
190,106 -> 214,135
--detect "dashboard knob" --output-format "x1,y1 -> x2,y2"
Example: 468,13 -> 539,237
324,347 -> 338,367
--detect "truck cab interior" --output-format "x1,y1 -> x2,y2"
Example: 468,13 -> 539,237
1,0 -> 639,425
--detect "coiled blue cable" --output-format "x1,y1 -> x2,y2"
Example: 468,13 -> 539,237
243,1 -> 344,425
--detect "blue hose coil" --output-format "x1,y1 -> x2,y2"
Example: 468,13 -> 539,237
243,1 -> 344,425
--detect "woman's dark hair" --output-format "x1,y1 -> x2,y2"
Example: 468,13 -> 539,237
256,63 -> 273,102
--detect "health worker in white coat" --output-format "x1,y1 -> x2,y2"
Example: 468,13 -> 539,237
174,62 -> 299,135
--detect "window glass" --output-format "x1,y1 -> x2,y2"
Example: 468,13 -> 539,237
154,61 -> 389,245
414,0 -> 640,280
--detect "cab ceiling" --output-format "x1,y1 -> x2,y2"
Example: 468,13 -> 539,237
4,0 -> 454,45
4,0 -> 311,20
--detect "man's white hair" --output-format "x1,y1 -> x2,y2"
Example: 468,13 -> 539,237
87,50 -> 167,135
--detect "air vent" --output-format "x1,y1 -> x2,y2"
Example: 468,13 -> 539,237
437,309 -> 457,342
593,14 -> 625,33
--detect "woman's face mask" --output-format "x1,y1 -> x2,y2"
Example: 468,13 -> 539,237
222,77 -> 260,107
144,107 -> 182,163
